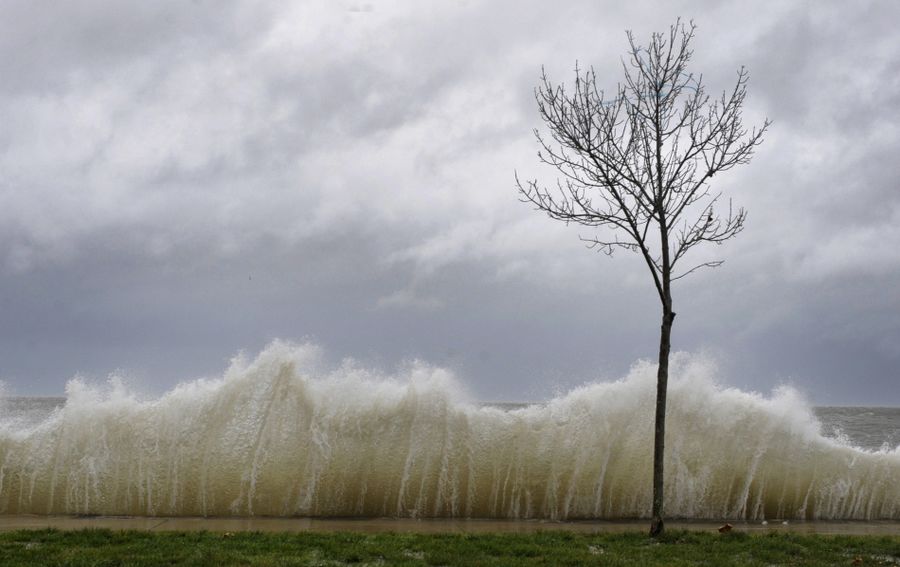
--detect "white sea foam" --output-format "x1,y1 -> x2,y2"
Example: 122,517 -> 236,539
0,341 -> 897,519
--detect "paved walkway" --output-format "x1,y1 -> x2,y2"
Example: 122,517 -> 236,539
1,516 -> 898,535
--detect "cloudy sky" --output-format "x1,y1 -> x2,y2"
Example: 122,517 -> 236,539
1,0 -> 898,404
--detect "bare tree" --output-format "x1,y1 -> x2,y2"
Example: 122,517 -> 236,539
517,20 -> 769,536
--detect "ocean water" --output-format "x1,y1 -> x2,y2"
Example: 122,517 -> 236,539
0,342 -> 898,520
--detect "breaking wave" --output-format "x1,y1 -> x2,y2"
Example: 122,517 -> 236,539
1,342 -> 897,520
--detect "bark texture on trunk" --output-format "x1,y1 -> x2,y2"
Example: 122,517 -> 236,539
649,308 -> 675,537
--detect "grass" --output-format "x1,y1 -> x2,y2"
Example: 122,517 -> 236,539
0,528 -> 898,566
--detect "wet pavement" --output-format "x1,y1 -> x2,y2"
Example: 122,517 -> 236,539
0,516 -> 898,535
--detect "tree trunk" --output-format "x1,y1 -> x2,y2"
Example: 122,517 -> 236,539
649,308 -> 675,537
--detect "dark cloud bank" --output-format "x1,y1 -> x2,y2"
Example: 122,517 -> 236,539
1,0 -> 898,405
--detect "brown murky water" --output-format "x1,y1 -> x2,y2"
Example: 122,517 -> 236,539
2,348 -> 898,521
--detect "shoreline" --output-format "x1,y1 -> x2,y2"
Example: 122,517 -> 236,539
2,515 -> 899,535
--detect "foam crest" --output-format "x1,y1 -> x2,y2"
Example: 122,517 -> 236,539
0,343 -> 897,520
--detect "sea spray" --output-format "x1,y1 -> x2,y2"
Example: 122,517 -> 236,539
0,342 -> 897,519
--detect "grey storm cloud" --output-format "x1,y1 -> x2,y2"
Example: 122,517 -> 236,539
1,0 -> 899,405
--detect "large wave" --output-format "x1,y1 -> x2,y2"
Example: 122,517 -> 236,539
0,342 -> 897,519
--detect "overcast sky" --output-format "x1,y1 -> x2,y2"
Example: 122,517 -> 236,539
1,0 -> 898,405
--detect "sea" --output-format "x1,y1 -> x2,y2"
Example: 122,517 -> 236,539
1,343 -> 898,521
5,398 -> 899,452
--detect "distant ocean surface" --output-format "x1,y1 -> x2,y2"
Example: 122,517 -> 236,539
6,398 -> 899,452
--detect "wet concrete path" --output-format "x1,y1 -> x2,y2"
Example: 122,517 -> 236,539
1,516 -> 898,535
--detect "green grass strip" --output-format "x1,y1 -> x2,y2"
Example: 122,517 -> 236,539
0,528 -> 898,566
